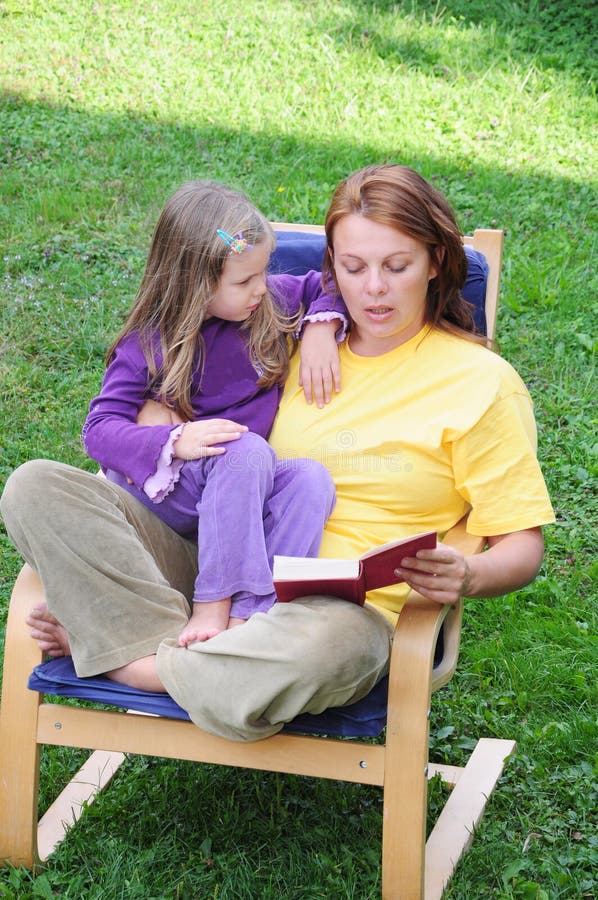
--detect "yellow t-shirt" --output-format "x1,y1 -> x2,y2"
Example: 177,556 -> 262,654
269,325 -> 555,622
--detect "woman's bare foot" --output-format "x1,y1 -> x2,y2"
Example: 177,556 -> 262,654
26,603 -> 71,657
178,598 -> 231,646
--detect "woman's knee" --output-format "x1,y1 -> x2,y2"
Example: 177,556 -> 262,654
1,459 -> 62,522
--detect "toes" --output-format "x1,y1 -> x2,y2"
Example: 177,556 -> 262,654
27,603 -> 59,626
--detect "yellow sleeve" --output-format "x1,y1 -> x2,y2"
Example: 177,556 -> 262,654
451,390 -> 555,536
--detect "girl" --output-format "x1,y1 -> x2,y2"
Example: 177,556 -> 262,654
82,180 -> 345,646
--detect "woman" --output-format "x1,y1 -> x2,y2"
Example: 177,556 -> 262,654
0,165 -> 554,741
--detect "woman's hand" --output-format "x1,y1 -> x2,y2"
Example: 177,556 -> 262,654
395,543 -> 472,605
173,419 -> 248,460
299,320 -> 342,408
396,527 -> 545,604
136,399 -> 186,427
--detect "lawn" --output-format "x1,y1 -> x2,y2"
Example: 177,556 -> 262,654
0,1 -> 596,897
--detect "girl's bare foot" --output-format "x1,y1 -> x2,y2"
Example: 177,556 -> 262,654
26,603 -> 71,657
179,598 -> 231,646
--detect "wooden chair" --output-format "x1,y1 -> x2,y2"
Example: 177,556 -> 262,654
0,227 -> 513,899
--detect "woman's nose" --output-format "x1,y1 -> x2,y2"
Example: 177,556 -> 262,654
365,268 -> 387,296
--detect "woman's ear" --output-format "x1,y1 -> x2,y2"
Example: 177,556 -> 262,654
429,245 -> 445,280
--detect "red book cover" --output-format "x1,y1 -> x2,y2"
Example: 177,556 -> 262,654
274,531 -> 437,606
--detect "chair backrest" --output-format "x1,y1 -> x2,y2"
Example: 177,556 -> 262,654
270,223 -> 503,342
463,230 -> 503,341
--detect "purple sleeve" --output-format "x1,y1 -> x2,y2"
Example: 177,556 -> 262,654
268,271 -> 348,322
142,424 -> 186,501
82,334 -> 179,489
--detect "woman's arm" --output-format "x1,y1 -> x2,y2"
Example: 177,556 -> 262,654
396,526 -> 545,604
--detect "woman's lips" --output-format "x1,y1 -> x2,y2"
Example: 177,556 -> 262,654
364,305 -> 394,320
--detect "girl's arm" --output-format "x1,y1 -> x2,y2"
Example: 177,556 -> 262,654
395,526 -> 545,604
298,320 -> 342,408
269,271 -> 348,407
83,338 -> 245,488
82,337 -> 176,487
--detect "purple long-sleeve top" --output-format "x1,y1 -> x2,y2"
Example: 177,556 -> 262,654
82,271 -> 346,491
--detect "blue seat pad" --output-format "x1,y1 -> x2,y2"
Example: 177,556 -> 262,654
28,656 -> 389,738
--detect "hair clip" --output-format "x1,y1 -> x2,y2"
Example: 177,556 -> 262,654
216,229 -> 253,255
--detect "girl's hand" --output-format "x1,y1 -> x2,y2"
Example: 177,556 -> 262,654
173,419 -> 248,460
394,542 -> 472,605
299,320 -> 342,408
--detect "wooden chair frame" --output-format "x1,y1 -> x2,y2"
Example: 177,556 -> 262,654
0,228 -> 513,899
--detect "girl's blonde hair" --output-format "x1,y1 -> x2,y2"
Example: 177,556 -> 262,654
323,165 -> 488,345
108,180 -> 299,420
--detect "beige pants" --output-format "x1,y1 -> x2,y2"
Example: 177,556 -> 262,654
1,460 -> 393,741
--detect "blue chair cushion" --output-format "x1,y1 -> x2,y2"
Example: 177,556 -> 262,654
28,656 -> 389,738
270,230 -> 489,335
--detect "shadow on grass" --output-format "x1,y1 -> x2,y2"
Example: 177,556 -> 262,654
1,90 -> 592,244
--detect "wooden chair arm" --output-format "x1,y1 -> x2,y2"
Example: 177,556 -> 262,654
391,518 -> 486,695
3,563 -> 45,674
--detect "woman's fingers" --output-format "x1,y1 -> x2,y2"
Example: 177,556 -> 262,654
395,544 -> 469,604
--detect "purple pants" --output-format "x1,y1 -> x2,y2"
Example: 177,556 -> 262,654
108,432 -> 336,618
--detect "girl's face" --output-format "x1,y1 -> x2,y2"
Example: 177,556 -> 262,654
331,214 -> 437,356
208,240 -> 271,321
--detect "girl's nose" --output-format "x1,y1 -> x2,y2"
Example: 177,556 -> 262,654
254,275 -> 267,296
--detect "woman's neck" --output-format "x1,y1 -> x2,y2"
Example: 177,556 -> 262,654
347,321 -> 429,357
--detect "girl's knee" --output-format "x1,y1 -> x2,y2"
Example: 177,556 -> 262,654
226,431 -> 277,475
293,459 -> 336,515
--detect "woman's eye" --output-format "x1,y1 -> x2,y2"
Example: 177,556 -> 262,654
388,265 -> 407,274
345,267 -> 363,275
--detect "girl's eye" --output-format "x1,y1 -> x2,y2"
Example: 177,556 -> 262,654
344,267 -> 363,275
387,264 -> 407,273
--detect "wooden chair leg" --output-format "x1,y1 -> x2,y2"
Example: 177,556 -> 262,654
424,738 -> 516,899
381,600 -> 443,899
0,565 -> 45,867
36,749 -> 126,861
0,565 -> 128,866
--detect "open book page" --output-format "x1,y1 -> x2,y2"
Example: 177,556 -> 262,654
273,556 -> 360,581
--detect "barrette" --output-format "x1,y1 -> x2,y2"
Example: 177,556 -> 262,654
216,229 -> 253,255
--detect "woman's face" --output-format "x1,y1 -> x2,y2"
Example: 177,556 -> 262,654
331,214 -> 437,356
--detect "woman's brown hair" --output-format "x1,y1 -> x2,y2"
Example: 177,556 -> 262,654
107,180 -> 299,420
323,165 -> 487,344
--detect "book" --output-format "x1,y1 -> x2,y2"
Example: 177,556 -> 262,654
273,531 -> 437,606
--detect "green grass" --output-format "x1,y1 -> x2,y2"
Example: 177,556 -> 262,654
0,0 -> 596,897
